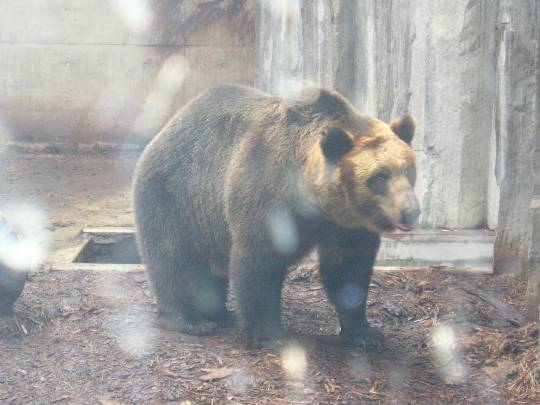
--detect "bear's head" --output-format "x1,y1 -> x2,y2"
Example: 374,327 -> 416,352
298,89 -> 420,234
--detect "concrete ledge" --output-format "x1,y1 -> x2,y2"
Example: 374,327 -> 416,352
48,262 -> 491,275
378,230 -> 494,267
69,227 -> 494,271
50,263 -> 145,272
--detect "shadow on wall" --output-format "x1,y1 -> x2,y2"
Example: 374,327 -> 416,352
0,0 -> 256,146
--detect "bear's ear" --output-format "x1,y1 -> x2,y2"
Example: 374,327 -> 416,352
390,115 -> 416,144
320,127 -> 354,163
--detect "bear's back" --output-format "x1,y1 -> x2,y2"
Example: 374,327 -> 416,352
133,85 -> 283,263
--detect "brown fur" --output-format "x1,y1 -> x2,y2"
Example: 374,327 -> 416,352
133,84 -> 419,347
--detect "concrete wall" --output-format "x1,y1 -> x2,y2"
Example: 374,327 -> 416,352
256,0 -> 510,229
0,0 -> 255,144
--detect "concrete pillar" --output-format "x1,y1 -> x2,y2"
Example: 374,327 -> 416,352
527,198 -> 540,321
493,0 -> 539,275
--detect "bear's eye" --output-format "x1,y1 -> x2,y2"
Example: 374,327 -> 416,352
373,173 -> 389,184
368,172 -> 389,193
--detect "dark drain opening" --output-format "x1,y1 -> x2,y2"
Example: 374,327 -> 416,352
74,234 -> 141,264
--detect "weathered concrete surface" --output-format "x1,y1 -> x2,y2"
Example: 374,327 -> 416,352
256,0 -> 506,229
0,0 -> 255,144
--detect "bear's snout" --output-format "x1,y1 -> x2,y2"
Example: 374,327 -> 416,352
402,205 -> 421,228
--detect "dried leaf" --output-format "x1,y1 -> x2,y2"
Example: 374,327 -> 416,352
483,359 -> 516,381
199,367 -> 238,381
161,368 -> 179,378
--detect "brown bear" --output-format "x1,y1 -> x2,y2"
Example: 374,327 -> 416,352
133,84 -> 420,348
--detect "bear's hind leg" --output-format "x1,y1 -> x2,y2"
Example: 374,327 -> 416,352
147,255 -> 229,336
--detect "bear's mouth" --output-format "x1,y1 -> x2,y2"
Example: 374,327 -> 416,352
390,219 -> 413,232
376,213 -> 413,233
350,198 -> 413,233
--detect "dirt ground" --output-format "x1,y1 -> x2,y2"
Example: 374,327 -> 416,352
0,150 -> 538,404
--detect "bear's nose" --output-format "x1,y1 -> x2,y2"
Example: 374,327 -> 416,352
402,207 -> 421,226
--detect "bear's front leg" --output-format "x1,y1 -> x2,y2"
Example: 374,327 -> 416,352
230,244 -> 288,348
318,227 -> 383,348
